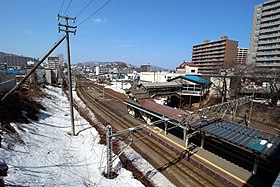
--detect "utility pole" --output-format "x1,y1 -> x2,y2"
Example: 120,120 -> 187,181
106,125 -> 113,178
58,14 -> 77,136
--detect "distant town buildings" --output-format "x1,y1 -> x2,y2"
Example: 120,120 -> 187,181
1,0 -> 279,97
47,57 -> 59,70
0,52 -> 38,69
95,65 -> 111,75
236,47 -> 249,64
140,64 -> 151,72
192,36 -> 238,74
139,71 -> 180,83
248,0 -> 280,69
45,56 -> 65,85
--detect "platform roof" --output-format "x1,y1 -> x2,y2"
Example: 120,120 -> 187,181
169,75 -> 211,84
123,98 -> 191,123
192,120 -> 280,159
139,99 -> 188,122
139,82 -> 181,89
126,88 -> 152,101
123,95 -> 280,160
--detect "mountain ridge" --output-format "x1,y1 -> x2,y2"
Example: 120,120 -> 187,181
78,61 -> 169,71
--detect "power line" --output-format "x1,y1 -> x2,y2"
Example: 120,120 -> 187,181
63,0 -> 73,15
76,0 -> 95,18
58,0 -> 66,15
78,0 -> 112,26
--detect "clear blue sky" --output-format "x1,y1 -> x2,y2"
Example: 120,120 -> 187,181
0,0 -> 265,69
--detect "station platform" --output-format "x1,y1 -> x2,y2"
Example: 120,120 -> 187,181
123,98 -> 279,186
149,125 -> 253,186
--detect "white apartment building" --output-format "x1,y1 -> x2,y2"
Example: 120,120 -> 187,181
248,0 -> 280,69
236,47 -> 249,63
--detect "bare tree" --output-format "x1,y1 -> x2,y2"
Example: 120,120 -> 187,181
210,69 -> 229,103
233,65 -> 280,106
256,68 -> 280,106
210,61 -> 238,103
230,64 -> 255,95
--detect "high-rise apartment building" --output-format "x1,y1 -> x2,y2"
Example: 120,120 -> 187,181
192,36 -> 238,74
248,0 -> 280,69
236,47 -> 249,63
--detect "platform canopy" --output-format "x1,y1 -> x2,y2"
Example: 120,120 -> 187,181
191,119 -> 280,159
139,81 -> 181,89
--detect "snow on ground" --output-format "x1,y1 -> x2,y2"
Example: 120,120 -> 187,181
101,81 -> 174,186
0,86 -> 142,186
0,86 -> 174,187
104,81 -> 131,94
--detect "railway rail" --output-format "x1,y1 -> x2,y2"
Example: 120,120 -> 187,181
76,78 -> 231,187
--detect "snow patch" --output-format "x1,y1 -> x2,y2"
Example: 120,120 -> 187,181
105,81 -> 131,94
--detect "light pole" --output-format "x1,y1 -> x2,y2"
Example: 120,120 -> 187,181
248,90 -> 255,126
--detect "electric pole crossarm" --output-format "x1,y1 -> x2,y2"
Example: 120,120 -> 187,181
59,29 -> 76,34
58,23 -> 77,29
0,35 -> 66,103
58,14 -> 76,20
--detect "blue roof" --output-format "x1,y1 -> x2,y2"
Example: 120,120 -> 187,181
6,70 -> 25,75
180,75 -> 211,84
191,120 -> 280,159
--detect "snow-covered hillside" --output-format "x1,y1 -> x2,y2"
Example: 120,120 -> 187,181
0,86 -> 173,186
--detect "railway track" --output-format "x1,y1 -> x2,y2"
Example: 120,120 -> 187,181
76,78 -> 230,187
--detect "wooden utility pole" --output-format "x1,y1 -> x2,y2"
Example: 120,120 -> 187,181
58,14 -> 77,136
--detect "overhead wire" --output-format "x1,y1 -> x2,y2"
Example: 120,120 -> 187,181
78,0 -> 112,26
76,0 -> 95,18
63,0 -> 73,15
58,0 -> 66,15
